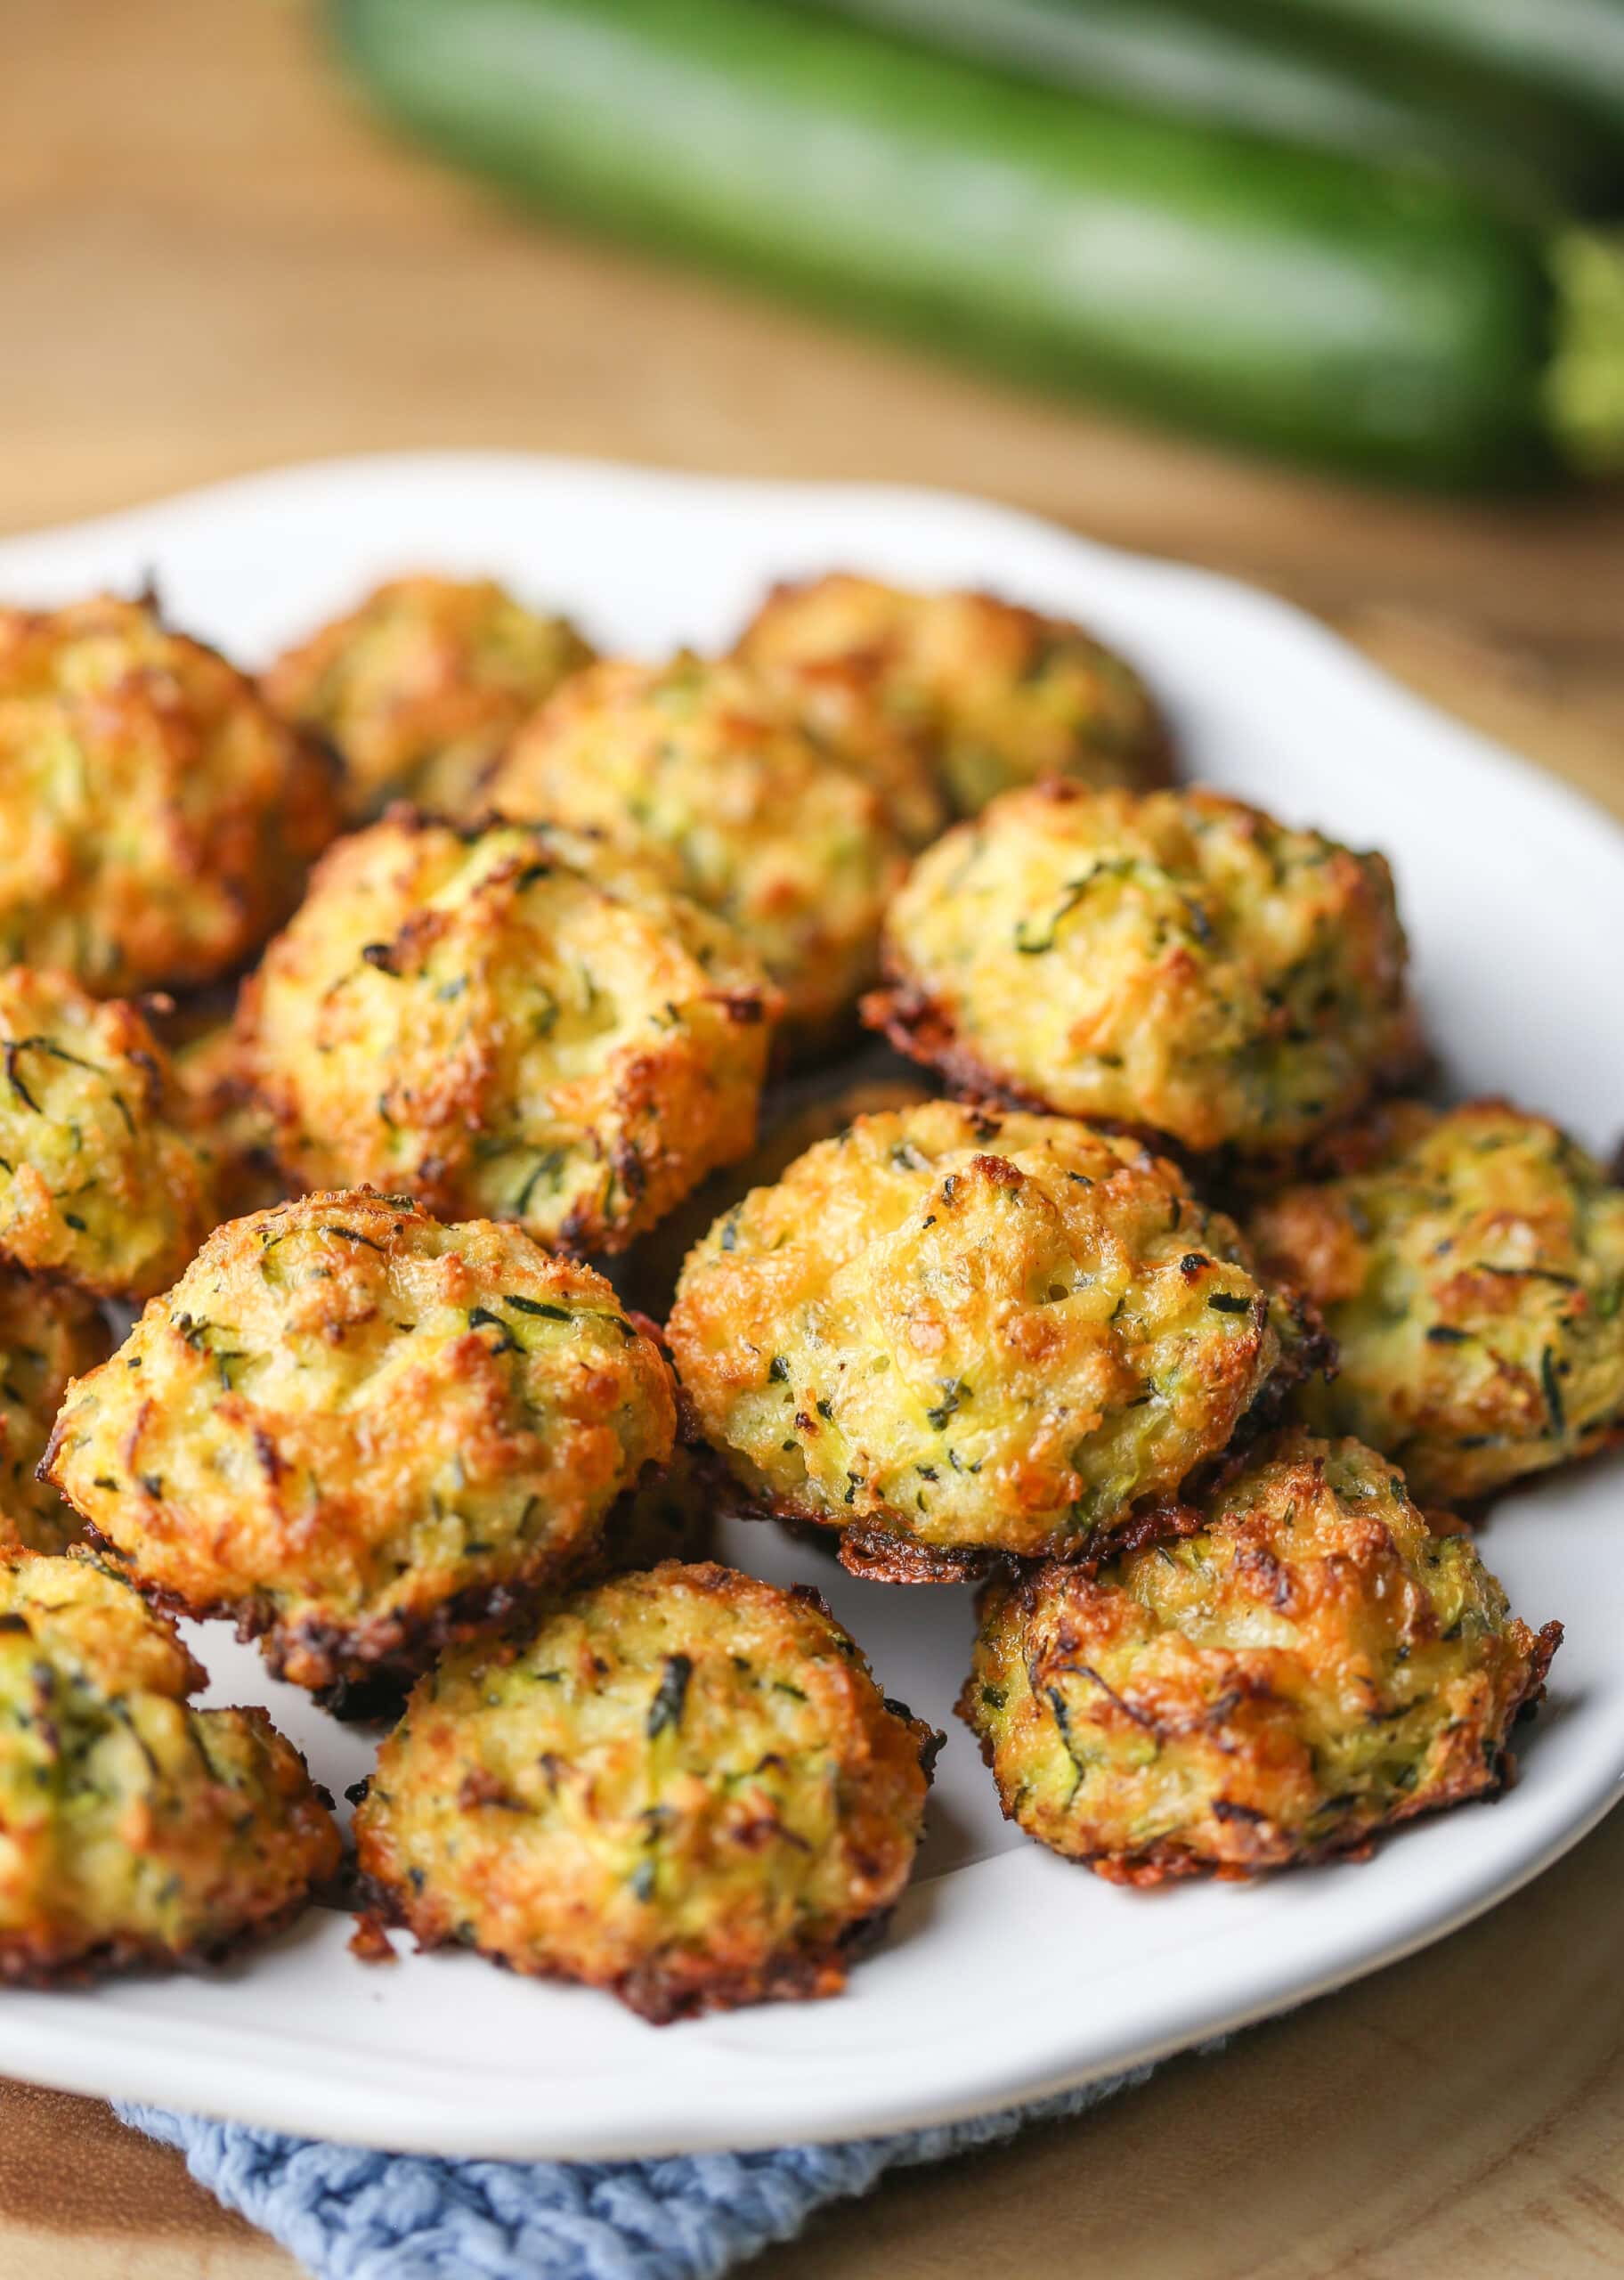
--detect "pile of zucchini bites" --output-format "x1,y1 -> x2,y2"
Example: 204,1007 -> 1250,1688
0,566 -> 1608,2020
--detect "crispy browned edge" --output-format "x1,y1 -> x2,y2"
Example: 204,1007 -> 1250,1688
348,1869 -> 905,2023
863,963 -> 1432,1183
954,1565 -> 1563,1887
78,1530 -> 613,1715
0,1883 -> 329,1991
78,1456 -> 675,1717
861,969 -> 1087,1121
347,1566 -> 943,2023
833,1492 -> 1213,1585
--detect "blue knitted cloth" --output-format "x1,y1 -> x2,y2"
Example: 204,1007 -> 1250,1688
115,2064 -> 1160,2280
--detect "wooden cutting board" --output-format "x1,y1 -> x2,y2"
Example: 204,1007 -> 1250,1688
3,4 -> 1620,2274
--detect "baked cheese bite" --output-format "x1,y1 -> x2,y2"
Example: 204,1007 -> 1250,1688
0,1546 -> 339,1984
238,810 -> 777,1257
487,654 -> 915,1049
353,1562 -> 938,2021
668,1101 -> 1324,1578
962,1431 -> 1560,1884
868,782 -> 1421,1160
0,592 -> 337,994
1248,1099 -> 1624,1503
0,965 -> 217,1300
736,572 -> 1171,817
264,574 -> 595,821
44,1191 -> 677,1697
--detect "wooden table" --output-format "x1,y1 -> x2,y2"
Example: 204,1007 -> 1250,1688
4,4 -> 1621,2274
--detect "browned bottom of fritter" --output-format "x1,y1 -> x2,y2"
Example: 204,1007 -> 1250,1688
84,1527 -> 568,1705
835,1524 -> 998,1584
688,1478 -> 1206,1585
350,1874 -> 903,2024
0,1885 -> 326,1991
862,970 -> 1433,1185
861,973 -> 1092,1117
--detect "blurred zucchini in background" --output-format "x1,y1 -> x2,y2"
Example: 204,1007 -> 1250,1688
1250,0 -> 1624,148
334,0 -> 1624,489
824,0 -> 1624,217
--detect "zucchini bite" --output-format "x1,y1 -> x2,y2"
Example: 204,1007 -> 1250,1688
0,965 -> 218,1301
737,573 -> 1170,818
353,1561 -> 938,2020
0,593 -> 337,996
868,781 -> 1422,1160
44,1191 -> 677,1696
239,810 -> 777,1257
1248,1099 -> 1624,1502
962,1430 -> 1560,1884
668,1100 -> 1324,1576
0,1546 -> 338,1984
487,653 -> 918,1050
264,574 -> 595,823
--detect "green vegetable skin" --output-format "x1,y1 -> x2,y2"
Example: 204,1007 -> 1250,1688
1255,0 -> 1624,144
825,0 -> 1624,216
335,0 -> 1584,486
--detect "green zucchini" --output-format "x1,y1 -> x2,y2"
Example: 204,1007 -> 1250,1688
333,0 -> 1624,487
1248,0 -> 1624,146
820,0 -> 1624,216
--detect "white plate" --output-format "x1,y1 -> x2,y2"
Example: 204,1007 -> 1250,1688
1,453 -> 1620,2160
